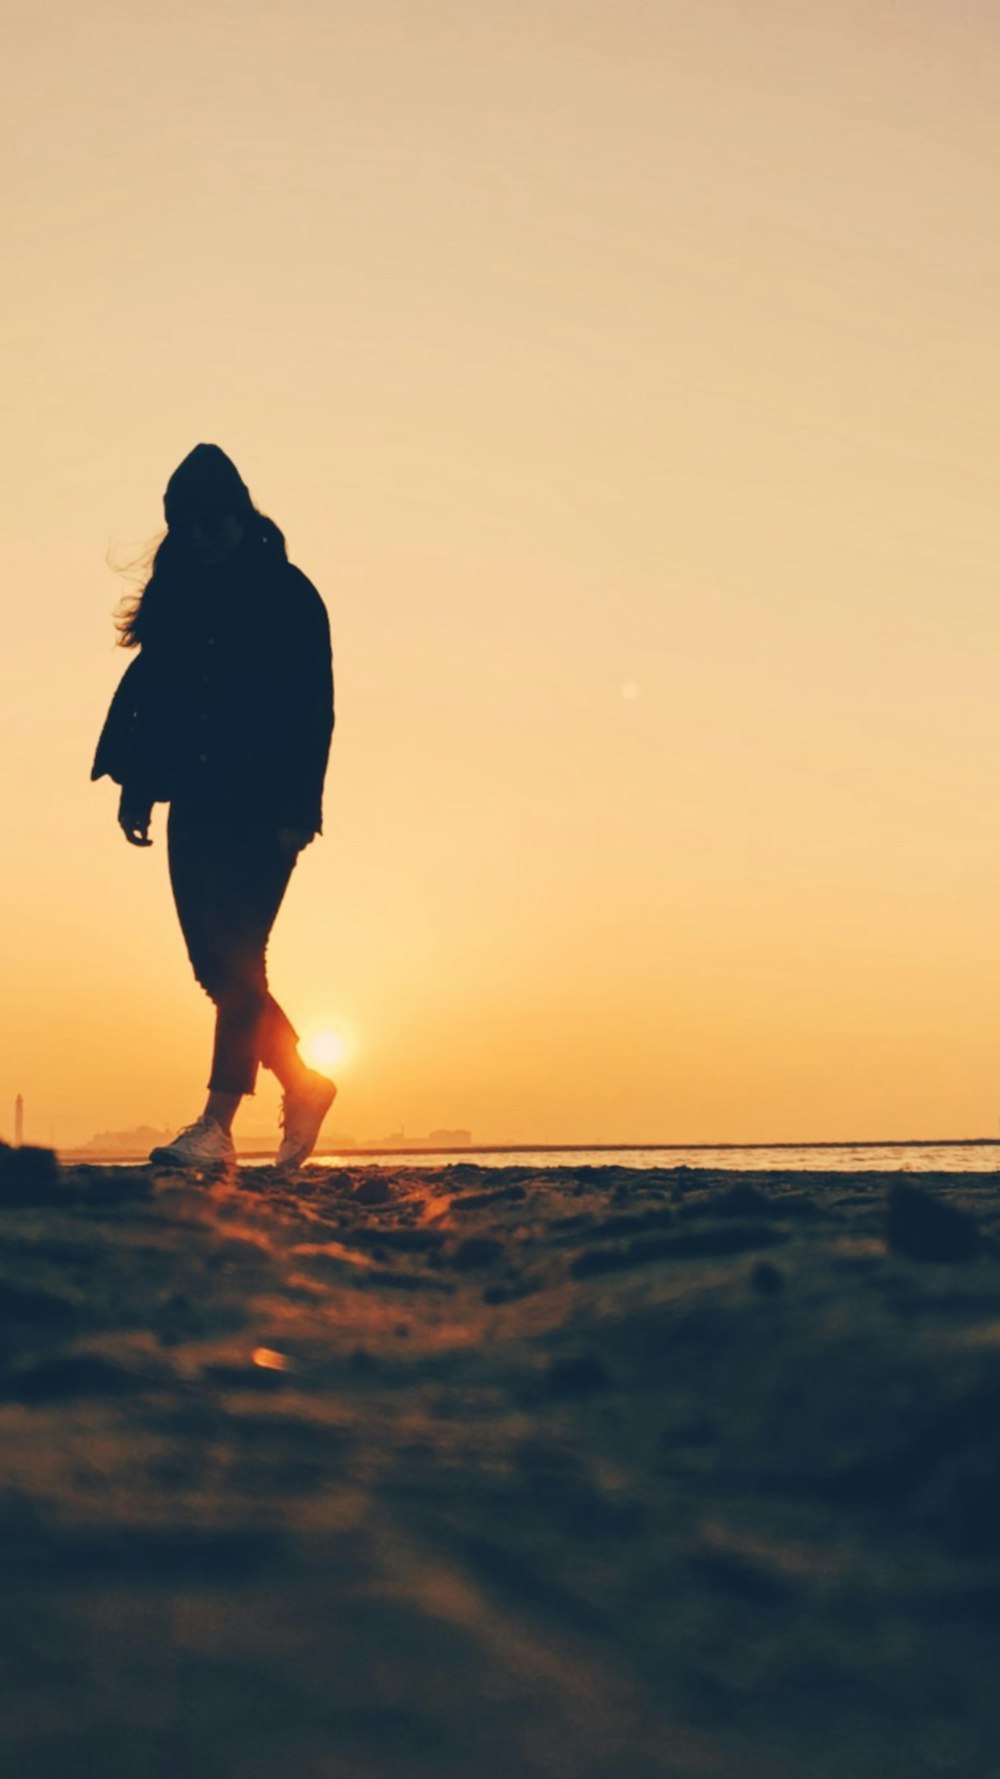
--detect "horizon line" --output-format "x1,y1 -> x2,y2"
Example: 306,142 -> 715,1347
52,1134 -> 1000,1163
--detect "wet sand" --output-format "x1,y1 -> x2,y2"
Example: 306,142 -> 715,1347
2,1148 -> 1000,1777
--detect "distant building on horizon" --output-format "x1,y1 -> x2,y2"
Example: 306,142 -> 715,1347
360,1128 -> 472,1150
73,1125 -> 174,1157
70,1125 -> 360,1157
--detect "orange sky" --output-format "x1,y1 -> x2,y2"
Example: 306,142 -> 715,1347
5,1 -> 1000,1148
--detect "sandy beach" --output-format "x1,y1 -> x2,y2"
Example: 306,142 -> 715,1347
1,1147 -> 999,1777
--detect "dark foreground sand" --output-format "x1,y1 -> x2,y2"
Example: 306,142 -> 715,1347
2,1150 -> 1000,1778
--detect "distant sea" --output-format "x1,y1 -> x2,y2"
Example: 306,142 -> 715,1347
299,1141 -> 1000,1174
74,1140 -> 1000,1173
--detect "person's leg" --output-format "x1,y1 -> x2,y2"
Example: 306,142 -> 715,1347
204,944 -> 274,1099
202,821 -> 305,1097
205,1088 -> 242,1133
168,803 -> 310,1107
258,993 -> 310,1091
146,802 -> 242,1165
167,801 -> 252,1120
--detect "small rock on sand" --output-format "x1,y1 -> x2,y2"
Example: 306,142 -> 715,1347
751,1261 -> 786,1296
544,1353 -> 610,1396
0,1143 -> 60,1204
451,1236 -> 505,1270
885,1181 -> 983,1263
350,1177 -> 393,1206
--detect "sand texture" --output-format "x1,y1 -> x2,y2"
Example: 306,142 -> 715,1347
2,1150 -> 1000,1777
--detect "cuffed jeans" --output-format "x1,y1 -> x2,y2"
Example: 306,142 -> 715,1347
167,797 -> 301,1096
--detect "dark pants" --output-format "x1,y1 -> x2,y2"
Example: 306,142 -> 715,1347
167,798 -> 301,1096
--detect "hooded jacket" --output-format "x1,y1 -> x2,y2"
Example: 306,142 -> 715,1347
91,534 -> 334,837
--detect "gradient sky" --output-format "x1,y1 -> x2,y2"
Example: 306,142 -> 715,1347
5,0 -> 1000,1148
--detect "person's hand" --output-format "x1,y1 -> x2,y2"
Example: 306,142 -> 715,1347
277,827 -> 312,858
118,789 -> 153,847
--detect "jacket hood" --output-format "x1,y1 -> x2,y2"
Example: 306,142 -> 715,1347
163,444 -> 254,527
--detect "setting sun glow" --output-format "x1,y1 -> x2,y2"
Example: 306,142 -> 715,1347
301,1030 -> 349,1072
6,2 -> 1000,1150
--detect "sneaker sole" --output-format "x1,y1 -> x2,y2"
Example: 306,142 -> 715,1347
148,1148 -> 235,1172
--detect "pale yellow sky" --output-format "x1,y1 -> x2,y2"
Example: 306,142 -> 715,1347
4,1 -> 1000,1147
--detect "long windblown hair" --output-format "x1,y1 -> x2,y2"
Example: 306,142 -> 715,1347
114,508 -> 288,650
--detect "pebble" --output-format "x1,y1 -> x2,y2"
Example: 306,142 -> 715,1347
885,1182 -> 983,1264
0,1143 -> 61,1205
545,1352 -> 610,1396
351,1177 -> 392,1206
452,1184 -> 528,1212
0,1279 -> 78,1324
451,1236 -> 505,1270
570,1223 -> 786,1278
3,1352 -> 142,1403
751,1261 -> 786,1296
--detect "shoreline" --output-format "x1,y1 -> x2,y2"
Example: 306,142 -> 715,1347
56,1134 -> 1000,1165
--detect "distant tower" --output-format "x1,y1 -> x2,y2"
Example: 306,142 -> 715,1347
14,1095 -> 23,1147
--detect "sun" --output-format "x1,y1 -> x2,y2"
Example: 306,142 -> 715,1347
300,1027 -> 349,1071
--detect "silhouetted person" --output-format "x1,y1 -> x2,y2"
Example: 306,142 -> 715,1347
92,444 -> 336,1171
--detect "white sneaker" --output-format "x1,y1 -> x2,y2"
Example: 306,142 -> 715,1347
276,1072 -> 337,1168
149,1115 -> 236,1172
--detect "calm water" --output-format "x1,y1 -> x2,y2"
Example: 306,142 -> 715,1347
303,1142 -> 1000,1174
86,1140 -> 1000,1172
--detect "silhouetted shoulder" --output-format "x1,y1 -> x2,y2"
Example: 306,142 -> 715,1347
284,562 -> 328,615
277,562 -> 333,711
